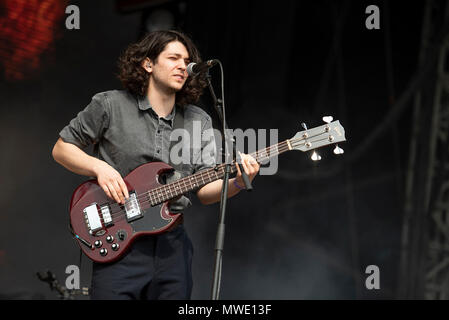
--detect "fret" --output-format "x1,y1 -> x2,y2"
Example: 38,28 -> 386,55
180,179 -> 185,195
194,175 -> 200,189
149,190 -> 156,205
167,184 -> 172,200
148,190 -> 154,206
171,183 -> 176,197
168,186 -> 173,199
193,174 -> 200,188
157,190 -> 163,203
200,172 -> 205,185
146,191 -> 153,205
205,169 -> 213,185
153,190 -> 157,205
187,176 -> 194,189
149,190 -> 155,205
215,166 -> 222,179
183,176 -> 189,193
174,181 -> 181,198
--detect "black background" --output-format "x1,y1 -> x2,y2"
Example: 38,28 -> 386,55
0,0 -> 427,299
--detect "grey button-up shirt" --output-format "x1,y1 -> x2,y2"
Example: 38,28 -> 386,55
59,90 -> 217,210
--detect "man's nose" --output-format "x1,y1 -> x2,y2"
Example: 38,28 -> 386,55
178,60 -> 187,71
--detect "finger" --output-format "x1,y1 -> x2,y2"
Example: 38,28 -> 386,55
238,152 -> 249,173
235,160 -> 242,176
118,178 -> 129,200
248,155 -> 258,166
246,155 -> 259,171
107,182 -> 121,204
246,157 -> 259,176
113,180 -> 125,204
240,156 -> 250,175
248,157 -> 260,172
244,158 -> 256,175
101,184 -> 112,199
238,151 -> 248,163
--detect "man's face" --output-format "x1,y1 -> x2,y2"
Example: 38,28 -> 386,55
148,40 -> 190,93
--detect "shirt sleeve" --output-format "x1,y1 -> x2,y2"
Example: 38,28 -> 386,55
59,93 -> 110,149
193,116 -> 219,173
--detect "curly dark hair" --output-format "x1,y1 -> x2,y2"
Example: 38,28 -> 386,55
117,30 -> 207,107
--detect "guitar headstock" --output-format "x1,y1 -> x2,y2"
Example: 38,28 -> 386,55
289,117 -> 346,158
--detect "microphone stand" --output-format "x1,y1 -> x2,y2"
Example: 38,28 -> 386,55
205,64 -> 252,300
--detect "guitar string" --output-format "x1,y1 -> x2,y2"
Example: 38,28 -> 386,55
101,141 -> 289,216
96,134 -> 333,224
132,132 -> 334,208
96,143 -> 292,224
98,143 -> 291,222
90,133 -> 334,224
97,147 -> 292,226
110,133 -> 309,210
99,137 -> 333,225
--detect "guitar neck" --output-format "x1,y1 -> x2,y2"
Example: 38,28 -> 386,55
147,140 -> 291,205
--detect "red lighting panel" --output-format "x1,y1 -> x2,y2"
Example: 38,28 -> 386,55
0,0 -> 67,81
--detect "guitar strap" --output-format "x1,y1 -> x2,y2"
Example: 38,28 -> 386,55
168,104 -> 185,174
166,105 -> 192,216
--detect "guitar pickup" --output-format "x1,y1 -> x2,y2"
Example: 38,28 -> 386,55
100,204 -> 113,227
124,192 -> 143,222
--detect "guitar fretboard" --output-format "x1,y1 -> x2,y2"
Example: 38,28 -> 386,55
146,140 -> 290,205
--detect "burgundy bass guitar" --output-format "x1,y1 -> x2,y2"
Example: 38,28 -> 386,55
69,119 -> 346,263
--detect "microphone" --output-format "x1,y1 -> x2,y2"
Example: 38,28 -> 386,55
187,59 -> 219,76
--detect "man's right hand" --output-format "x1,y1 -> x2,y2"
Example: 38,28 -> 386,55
93,160 -> 129,205
52,138 -> 129,205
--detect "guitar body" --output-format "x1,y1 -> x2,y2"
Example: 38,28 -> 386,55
69,162 -> 182,263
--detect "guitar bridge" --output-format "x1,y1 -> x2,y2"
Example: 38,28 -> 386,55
83,203 -> 103,235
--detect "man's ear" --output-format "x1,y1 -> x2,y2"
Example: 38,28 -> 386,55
142,58 -> 152,73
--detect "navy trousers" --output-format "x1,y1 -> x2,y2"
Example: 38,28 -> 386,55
90,224 -> 193,300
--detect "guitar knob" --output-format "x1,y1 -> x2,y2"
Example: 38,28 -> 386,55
106,235 -> 114,243
117,230 -> 127,241
99,248 -> 108,256
111,243 -> 120,251
94,240 -> 102,248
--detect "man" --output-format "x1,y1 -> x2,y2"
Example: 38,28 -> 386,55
52,30 -> 259,299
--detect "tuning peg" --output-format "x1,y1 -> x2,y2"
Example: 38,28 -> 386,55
311,151 -> 322,161
333,144 -> 344,155
322,116 -> 333,124
301,123 -> 308,130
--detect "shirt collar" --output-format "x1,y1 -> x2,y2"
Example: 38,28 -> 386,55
137,95 -> 176,126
